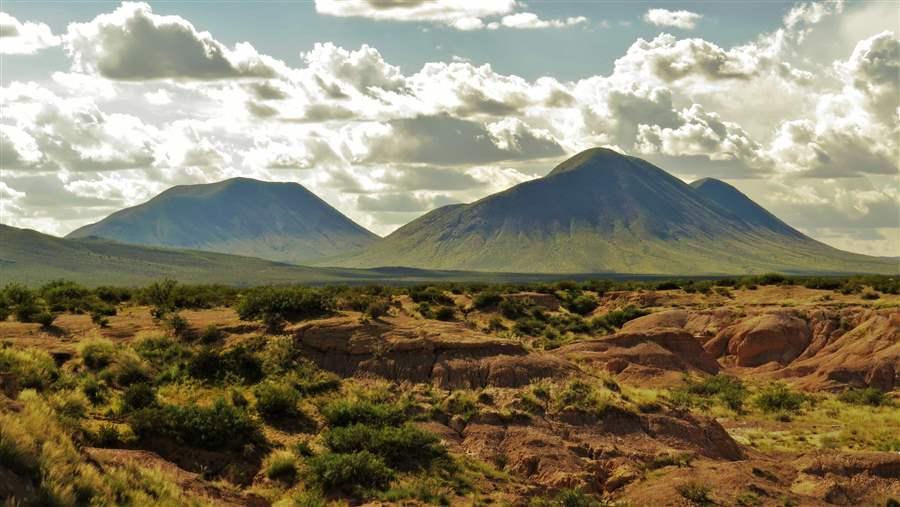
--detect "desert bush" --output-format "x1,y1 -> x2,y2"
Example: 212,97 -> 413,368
254,381 -> 301,420
78,337 -> 118,370
528,488 -> 604,507
676,482 -> 712,504
39,280 -> 95,313
82,377 -> 105,404
0,346 -> 59,390
130,398 -> 259,450
499,297 -> 532,319
187,345 -> 263,384
144,279 -> 178,320
553,381 -> 608,416
408,286 -> 453,305
94,286 -> 134,305
238,286 -> 333,326
264,450 -> 298,483
323,423 -> 447,471
514,317 -> 546,337
307,450 -> 394,494
472,291 -> 502,310
562,294 -> 599,316
322,399 -> 406,428
434,306 -> 456,321
163,312 -> 190,338
443,391 -> 478,421
686,375 -> 748,411
838,387 -> 888,407
861,291 -> 880,300
92,424 -> 121,447
122,383 -> 157,411
133,335 -> 190,367
365,298 -> 391,320
753,383 -> 808,413
591,305 -> 648,332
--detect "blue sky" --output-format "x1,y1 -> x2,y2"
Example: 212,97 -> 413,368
0,0 -> 898,256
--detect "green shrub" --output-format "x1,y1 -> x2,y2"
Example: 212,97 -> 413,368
472,292 -> 502,310
187,345 -> 263,384
78,337 -> 117,370
264,450 -> 298,483
434,306 -> 456,321
563,294 -> 599,316
0,346 -> 59,390
122,383 -> 156,411
253,381 -> 300,420
514,317 -> 546,336
686,375 -> 748,411
408,286 -> 453,305
164,312 -> 189,338
499,297 -> 532,319
237,286 -> 333,325
861,291 -> 880,300
130,398 -> 259,450
365,298 -> 391,320
754,383 -> 807,413
554,381 -> 608,416
199,324 -> 224,343
322,399 -> 406,428
838,387 -> 888,407
144,279 -> 177,320
676,482 -> 712,505
307,451 -> 394,494
323,423 -> 447,471
92,424 -> 121,447
82,377 -> 105,404
591,305 -> 648,331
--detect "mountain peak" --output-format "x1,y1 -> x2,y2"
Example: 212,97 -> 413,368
690,177 -> 803,238
67,178 -> 377,264
546,147 -> 631,177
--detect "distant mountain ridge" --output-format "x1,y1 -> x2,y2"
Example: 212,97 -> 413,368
67,178 -> 377,264
325,148 -> 897,274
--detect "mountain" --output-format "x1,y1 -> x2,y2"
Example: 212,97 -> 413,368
0,225 -> 597,287
326,148 -> 897,275
67,178 -> 377,264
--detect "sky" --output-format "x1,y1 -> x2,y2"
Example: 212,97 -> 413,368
0,0 -> 898,257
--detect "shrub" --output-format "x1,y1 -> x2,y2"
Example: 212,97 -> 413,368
499,297 -> 532,320
253,381 -> 300,420
472,291 -> 502,310
861,291 -> 880,300
434,306 -> 456,321
93,424 -> 121,447
122,383 -> 156,411
563,294 -> 599,316
79,337 -> 117,370
307,451 -> 394,494
164,312 -> 189,338
443,391 -> 478,421
408,286 -> 453,305
144,279 -> 177,320
199,324 -> 224,343
365,298 -> 391,320
187,345 -> 263,384
321,399 -> 406,428
237,286 -> 333,325
676,482 -> 712,505
514,317 -> 546,337
264,450 -> 298,483
553,381 -> 608,416
130,398 -> 259,450
591,305 -> 648,331
686,375 -> 748,412
39,280 -> 94,313
323,423 -> 447,471
0,346 -> 59,390
838,387 -> 888,407
82,377 -> 105,404
754,383 -> 807,413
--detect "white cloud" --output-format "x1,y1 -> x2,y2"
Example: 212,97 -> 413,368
63,2 -> 283,80
643,8 -> 702,30
0,12 -> 60,54
314,0 -> 517,29
497,13 -> 587,30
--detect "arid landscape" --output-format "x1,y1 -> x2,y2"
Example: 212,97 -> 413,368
1,276 -> 898,506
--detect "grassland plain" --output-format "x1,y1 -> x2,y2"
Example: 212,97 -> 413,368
1,275 -> 898,506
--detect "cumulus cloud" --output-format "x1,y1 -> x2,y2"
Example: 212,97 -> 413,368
643,8 -> 702,30
0,12 -> 60,54
64,2 -> 281,80
314,0 -> 586,31
493,13 -> 587,30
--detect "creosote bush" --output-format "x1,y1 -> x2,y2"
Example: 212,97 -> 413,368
307,450 -> 394,495
253,381 -> 301,420
237,286 -> 333,327
130,398 -> 260,450
753,383 -> 808,414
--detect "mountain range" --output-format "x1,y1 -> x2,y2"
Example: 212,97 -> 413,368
67,177 -> 377,264
327,148 -> 895,274
12,148 -> 896,278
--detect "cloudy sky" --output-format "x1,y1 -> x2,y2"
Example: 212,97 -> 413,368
0,0 -> 898,257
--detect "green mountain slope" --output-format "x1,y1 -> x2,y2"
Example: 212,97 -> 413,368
326,148 -> 897,275
67,178 -> 377,264
2,225 -> 609,287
